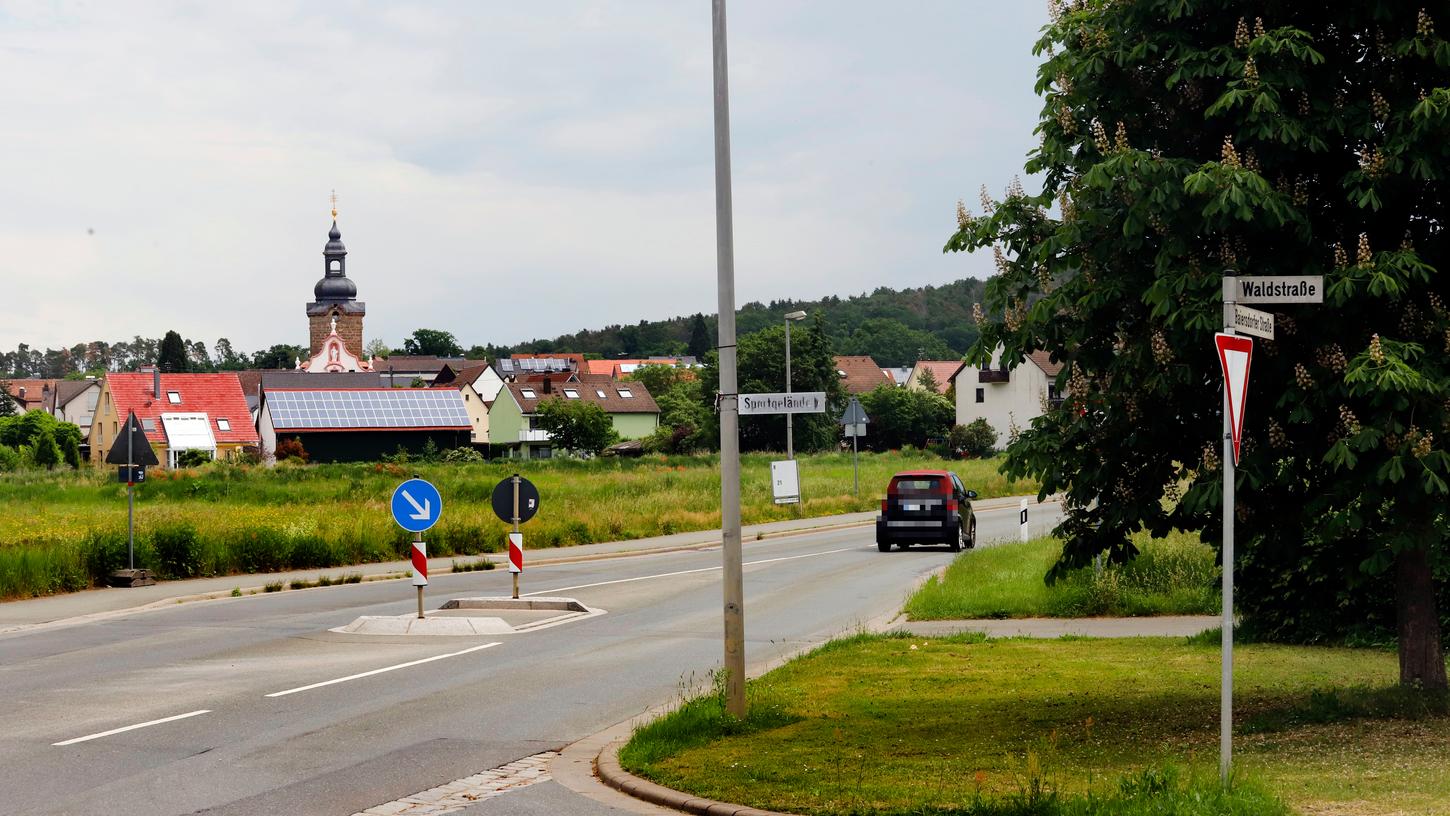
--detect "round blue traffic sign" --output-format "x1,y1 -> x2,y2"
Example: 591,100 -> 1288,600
391,478 -> 442,533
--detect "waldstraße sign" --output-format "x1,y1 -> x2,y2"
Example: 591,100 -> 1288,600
1233,275 -> 1323,304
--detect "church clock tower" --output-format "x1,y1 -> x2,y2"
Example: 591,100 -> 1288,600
305,199 -> 366,360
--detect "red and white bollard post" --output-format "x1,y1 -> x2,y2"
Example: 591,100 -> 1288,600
412,532 -> 428,619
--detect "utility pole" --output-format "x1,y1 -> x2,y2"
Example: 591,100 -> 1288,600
784,310 -> 806,459
712,0 -> 746,719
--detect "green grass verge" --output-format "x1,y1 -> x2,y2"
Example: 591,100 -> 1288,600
0,450 -> 1032,600
621,633 -> 1450,815
905,531 -> 1219,620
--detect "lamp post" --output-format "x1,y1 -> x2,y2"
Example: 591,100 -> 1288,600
784,310 -> 807,458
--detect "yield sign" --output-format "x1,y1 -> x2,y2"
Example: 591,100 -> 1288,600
1215,333 -> 1254,464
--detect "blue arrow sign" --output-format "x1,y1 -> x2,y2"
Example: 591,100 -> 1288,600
391,478 -> 442,533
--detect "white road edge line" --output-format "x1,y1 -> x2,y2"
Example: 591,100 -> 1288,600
53,709 -> 212,746
265,642 -> 502,698
523,546 -> 856,597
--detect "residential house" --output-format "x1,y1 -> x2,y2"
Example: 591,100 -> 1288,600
4,379 -> 57,413
584,357 -> 687,378
89,369 -> 258,467
489,377 -> 659,459
905,360 -> 961,395
832,356 -> 894,395
883,367 -> 913,387
371,355 -> 468,387
48,379 -> 102,442
433,362 -> 504,402
495,356 -> 578,380
257,387 -> 470,463
948,349 -> 1065,448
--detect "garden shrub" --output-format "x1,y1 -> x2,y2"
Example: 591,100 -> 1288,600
274,437 -> 308,463
440,446 -> 483,463
950,419 -> 997,458
0,445 -> 20,472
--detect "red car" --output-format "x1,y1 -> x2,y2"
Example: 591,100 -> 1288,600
875,470 -> 977,552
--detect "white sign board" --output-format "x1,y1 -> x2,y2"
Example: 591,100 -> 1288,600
1231,276 -> 1323,304
1231,304 -> 1275,340
843,423 -> 867,437
770,459 -> 800,505
740,392 -> 826,416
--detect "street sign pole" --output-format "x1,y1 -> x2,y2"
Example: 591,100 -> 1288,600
1220,274 -> 1236,786
415,531 -> 425,619
512,474 -> 521,600
713,0 -> 747,719
127,414 -> 135,571
851,430 -> 859,495
785,317 -> 793,460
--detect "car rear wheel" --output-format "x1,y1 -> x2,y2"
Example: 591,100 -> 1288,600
877,539 -> 891,552
948,523 -> 962,552
966,519 -> 977,549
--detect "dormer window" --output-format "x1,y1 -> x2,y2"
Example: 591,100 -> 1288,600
617,388 -> 634,398
167,391 -> 181,404
520,388 -> 536,399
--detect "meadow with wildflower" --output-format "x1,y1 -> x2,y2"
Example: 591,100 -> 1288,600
0,450 -> 1029,599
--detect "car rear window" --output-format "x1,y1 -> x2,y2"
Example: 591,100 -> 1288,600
891,477 -> 945,493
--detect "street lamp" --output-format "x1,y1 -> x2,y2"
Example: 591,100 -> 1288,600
784,310 -> 808,458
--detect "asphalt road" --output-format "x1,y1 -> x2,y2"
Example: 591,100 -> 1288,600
0,501 -> 1061,816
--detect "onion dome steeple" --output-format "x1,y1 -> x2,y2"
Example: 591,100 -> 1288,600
313,198 -> 356,302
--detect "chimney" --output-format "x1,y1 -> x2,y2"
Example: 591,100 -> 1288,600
542,376 -> 552,394
17,387 -> 25,400
141,365 -> 160,398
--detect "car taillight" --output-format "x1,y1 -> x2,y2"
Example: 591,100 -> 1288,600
881,498 -> 888,513
946,499 -> 958,513
936,480 -> 952,495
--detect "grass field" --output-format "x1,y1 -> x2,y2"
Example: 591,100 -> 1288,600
0,450 -> 1031,599
620,633 -> 1450,815
904,532 -> 1220,620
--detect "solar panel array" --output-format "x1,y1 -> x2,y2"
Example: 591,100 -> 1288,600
497,358 -> 574,374
267,390 -> 470,430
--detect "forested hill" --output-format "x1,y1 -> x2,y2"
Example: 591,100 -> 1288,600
483,277 -> 987,368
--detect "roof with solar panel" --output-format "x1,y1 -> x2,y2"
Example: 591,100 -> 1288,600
263,388 -> 470,431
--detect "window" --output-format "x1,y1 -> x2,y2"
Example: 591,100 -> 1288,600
216,418 -> 231,432
563,388 -> 580,399
167,391 -> 181,404
141,418 -> 156,431
520,388 -> 536,399
596,389 -> 607,399
617,388 -> 634,398
975,388 -> 985,404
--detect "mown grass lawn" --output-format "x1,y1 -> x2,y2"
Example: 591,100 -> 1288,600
0,450 -> 1031,599
905,531 -> 1220,620
621,634 -> 1450,815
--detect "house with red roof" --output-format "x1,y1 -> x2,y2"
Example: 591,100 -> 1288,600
832,356 -> 894,395
89,368 -> 258,467
905,360 -> 962,395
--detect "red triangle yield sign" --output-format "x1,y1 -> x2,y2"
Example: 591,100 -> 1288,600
1215,333 -> 1254,464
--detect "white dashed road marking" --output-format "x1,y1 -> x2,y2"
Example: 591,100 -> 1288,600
53,709 -> 212,746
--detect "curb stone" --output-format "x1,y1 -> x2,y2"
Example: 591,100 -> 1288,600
595,739 -> 795,816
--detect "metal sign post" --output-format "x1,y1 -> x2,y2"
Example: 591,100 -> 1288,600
127,417 -> 135,571
390,477 -> 442,618
839,398 -> 870,496
1220,276 -> 1236,786
491,475 -> 539,600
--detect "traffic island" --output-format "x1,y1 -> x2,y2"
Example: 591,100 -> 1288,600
331,596 -> 603,636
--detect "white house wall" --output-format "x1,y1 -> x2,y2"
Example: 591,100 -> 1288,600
953,363 -> 1052,448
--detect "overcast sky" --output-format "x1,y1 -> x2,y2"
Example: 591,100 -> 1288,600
0,2 -> 1048,354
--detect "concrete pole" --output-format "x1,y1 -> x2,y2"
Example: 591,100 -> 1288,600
1221,273 -> 1237,785
712,0 -> 747,719
785,318 -> 793,460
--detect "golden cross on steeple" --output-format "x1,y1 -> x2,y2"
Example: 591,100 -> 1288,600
330,189 -> 338,219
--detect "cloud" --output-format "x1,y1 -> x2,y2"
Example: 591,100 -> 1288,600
0,1 -> 1045,355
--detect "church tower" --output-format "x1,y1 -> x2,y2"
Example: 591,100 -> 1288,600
306,200 -> 366,359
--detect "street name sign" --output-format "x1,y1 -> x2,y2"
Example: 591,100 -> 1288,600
391,478 -> 442,533
1214,333 -> 1254,464
1233,275 -> 1323,304
739,392 -> 825,416
1231,304 -> 1275,340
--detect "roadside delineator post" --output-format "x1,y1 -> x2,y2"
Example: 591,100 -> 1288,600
412,533 -> 427,619
1019,498 -> 1029,542
511,474 -> 522,599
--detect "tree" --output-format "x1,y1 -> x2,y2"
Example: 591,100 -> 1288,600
252,344 -> 306,370
157,330 -> 188,373
946,4 -> 1448,687
688,313 -> 712,359
0,381 -> 15,418
533,398 -> 618,455
916,367 -> 941,394
365,339 -> 391,360
402,329 -> 463,357
30,428 -> 61,469
625,364 -> 685,399
213,338 -> 248,371
840,318 -> 956,368
858,384 -> 954,451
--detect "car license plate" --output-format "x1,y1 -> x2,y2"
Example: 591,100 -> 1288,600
903,503 -> 921,511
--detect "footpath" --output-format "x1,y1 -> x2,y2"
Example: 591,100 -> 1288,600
0,495 -> 1039,633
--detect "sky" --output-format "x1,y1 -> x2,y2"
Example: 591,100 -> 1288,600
0,1 -> 1049,355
